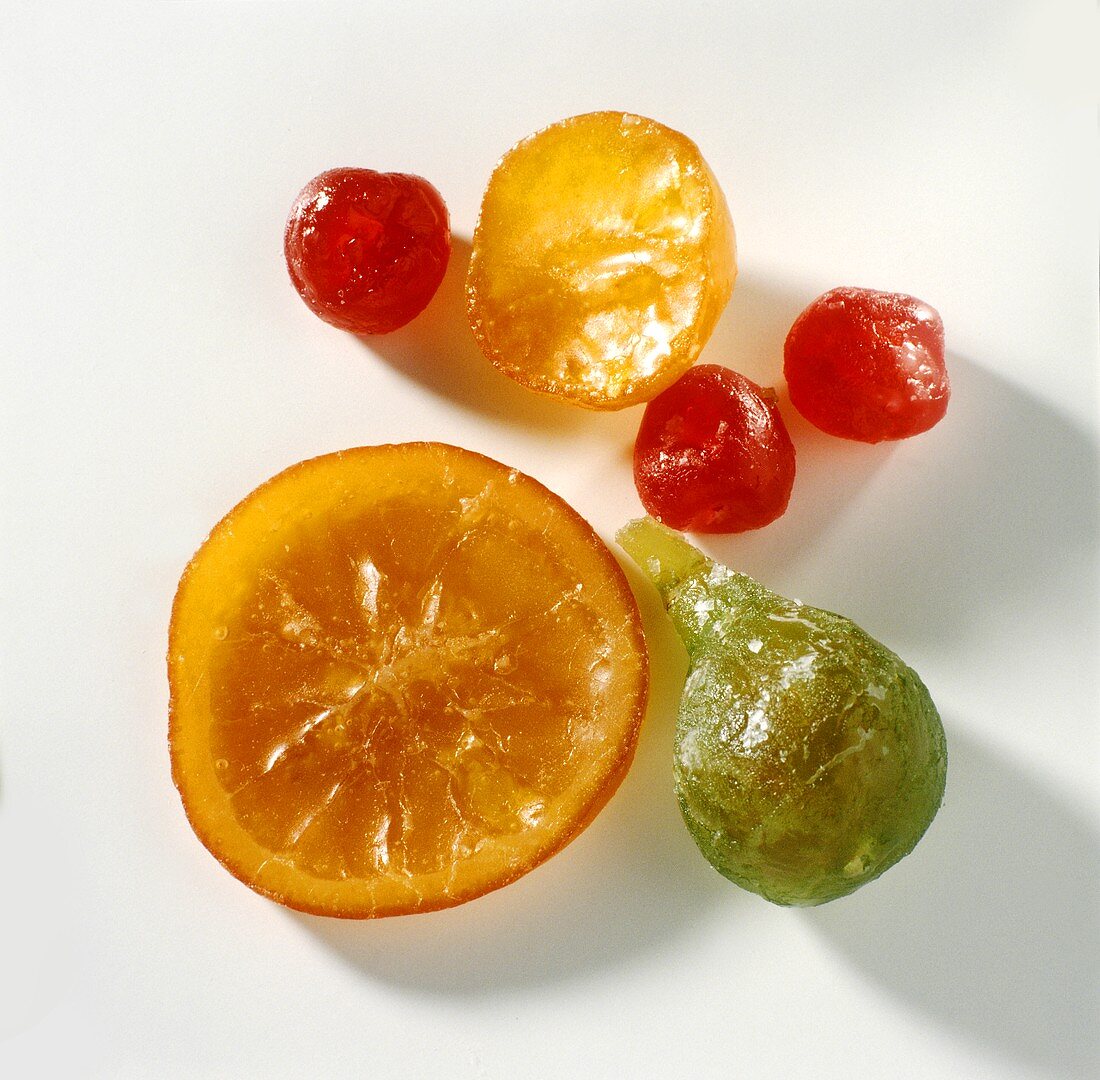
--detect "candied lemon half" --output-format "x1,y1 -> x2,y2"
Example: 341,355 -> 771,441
467,111 -> 737,410
169,444 -> 648,917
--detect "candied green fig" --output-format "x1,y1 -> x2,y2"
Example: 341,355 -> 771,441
617,517 -> 947,905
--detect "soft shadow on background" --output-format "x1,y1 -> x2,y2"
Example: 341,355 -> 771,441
700,277 -> 1100,658
362,258 -> 1099,663
363,237 -> 590,434
791,354 -> 1098,649
808,729 -> 1100,1079
306,268 -> 1099,1075
294,565 -> 735,993
709,282 -> 1100,1078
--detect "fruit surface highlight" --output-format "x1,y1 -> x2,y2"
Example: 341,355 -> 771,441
467,111 -> 736,410
784,287 -> 949,442
170,444 -> 648,917
284,168 -> 450,334
633,364 -> 795,533
617,517 -> 946,906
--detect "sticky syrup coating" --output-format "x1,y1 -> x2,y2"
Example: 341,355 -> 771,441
633,365 -> 796,533
618,519 -> 947,906
784,287 -> 949,443
170,444 -> 648,917
284,168 -> 451,335
467,112 -> 736,410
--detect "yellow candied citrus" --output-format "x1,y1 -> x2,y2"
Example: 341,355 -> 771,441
466,111 -> 736,411
169,443 -> 648,918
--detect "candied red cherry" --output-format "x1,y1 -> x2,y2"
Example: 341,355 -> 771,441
633,365 -> 796,533
784,287 -> 949,443
284,168 -> 450,334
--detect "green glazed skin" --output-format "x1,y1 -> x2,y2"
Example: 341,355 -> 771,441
618,518 -> 947,906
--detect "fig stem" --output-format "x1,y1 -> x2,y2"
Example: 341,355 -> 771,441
616,517 -> 710,595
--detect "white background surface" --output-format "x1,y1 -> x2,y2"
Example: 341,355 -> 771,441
2,2 -> 1097,1077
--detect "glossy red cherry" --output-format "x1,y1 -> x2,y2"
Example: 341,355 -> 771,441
783,287 -> 949,443
284,168 -> 450,335
633,365 -> 796,533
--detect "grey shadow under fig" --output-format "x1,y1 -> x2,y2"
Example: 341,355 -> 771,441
707,304 -> 1100,1075
807,729 -> 1100,1079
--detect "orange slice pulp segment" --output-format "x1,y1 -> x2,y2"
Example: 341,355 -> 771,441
466,111 -> 736,411
169,443 -> 648,917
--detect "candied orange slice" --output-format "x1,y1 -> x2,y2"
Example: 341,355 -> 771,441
466,111 -> 736,410
169,443 -> 648,917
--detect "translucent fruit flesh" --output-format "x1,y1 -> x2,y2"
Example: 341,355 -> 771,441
633,364 -> 796,533
284,168 -> 451,334
618,518 -> 946,906
466,112 -> 736,410
784,287 -> 949,443
170,444 -> 648,917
